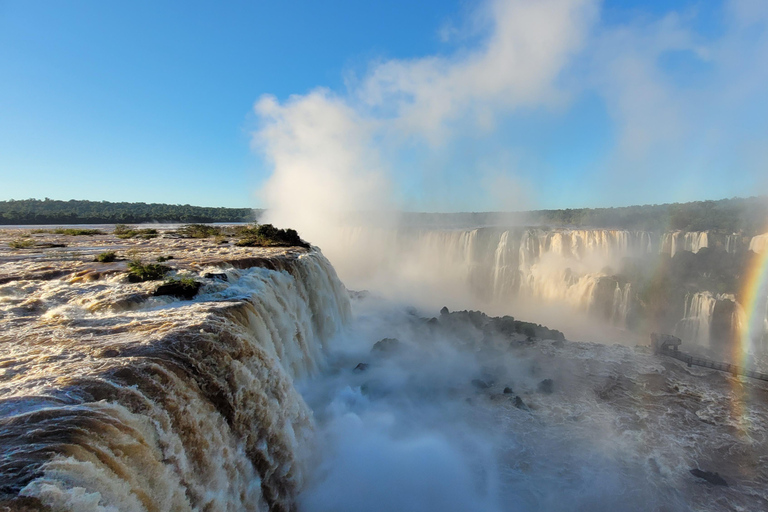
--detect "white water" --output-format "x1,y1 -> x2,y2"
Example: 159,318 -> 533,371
750,232 -> 768,255
661,231 -> 708,258
296,296 -> 768,512
676,292 -> 718,348
3,251 -> 351,512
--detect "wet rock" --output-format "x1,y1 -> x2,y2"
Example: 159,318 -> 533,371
372,338 -> 401,354
348,290 -> 370,300
503,386 -> 514,394
690,469 -> 728,486
471,379 -> 492,390
513,396 -> 530,411
203,272 -> 228,281
440,306 -> 449,316
538,379 -> 554,394
109,293 -> 148,312
361,379 -> 388,399
153,280 -> 202,300
353,363 -> 369,373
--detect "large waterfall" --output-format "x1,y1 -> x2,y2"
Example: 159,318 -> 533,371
0,251 -> 351,512
327,226 -> 768,352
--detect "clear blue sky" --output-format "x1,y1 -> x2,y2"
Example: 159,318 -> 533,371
1,0 -> 766,210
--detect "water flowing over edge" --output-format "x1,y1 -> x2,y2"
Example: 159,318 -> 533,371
0,250 -> 351,512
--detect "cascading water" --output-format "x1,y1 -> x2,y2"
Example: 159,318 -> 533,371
0,251 -> 351,512
675,292 -> 718,348
660,231 -> 708,257
750,233 -> 768,255
611,282 -> 632,326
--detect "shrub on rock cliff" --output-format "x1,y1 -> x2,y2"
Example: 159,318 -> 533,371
53,228 -> 103,236
127,260 -> 170,282
175,224 -> 222,238
114,224 -> 158,239
95,251 -> 117,262
153,276 -> 201,299
234,223 -> 309,248
8,238 -> 35,249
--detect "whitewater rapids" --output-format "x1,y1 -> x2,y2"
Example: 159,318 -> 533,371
0,233 -> 349,512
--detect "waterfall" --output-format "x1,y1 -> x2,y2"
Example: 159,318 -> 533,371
491,231 -> 516,300
3,251 -> 351,512
725,234 -> 740,254
611,282 -> 632,327
661,231 -> 708,257
749,232 -> 768,254
676,292 -> 717,347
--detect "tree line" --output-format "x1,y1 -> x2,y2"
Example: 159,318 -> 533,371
403,196 -> 768,235
0,199 -> 262,225
2,196 -> 766,234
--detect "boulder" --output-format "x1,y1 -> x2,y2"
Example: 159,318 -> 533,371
690,469 -> 728,486
353,363 -> 369,373
372,338 -> 401,354
538,379 -> 554,394
153,280 -> 201,300
513,396 -> 530,411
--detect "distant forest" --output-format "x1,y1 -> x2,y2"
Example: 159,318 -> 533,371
2,196 -> 767,234
0,199 -> 261,225
403,196 -> 768,235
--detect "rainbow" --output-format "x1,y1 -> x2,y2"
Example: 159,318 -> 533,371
736,236 -> 768,366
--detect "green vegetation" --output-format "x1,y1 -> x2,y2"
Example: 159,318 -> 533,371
8,238 -> 36,249
95,251 -> 117,262
114,224 -> 158,239
156,255 -> 174,262
0,198 -> 260,225
404,196 -> 768,235
154,276 -> 202,299
234,223 -> 309,248
53,228 -> 103,236
127,260 -> 170,282
175,223 -> 223,238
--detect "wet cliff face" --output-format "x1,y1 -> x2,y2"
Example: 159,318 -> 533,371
0,231 -> 350,511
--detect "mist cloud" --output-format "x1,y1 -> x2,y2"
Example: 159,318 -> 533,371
253,0 -> 768,225
254,0 -> 597,239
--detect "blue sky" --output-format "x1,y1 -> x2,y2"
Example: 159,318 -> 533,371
0,0 -> 766,211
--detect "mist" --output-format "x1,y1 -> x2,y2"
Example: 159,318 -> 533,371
249,3 -> 768,508
294,296 -> 700,512
252,0 -> 768,345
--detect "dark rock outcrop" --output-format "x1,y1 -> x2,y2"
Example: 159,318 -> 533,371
372,338 -> 401,354
690,469 -> 728,486
153,280 -> 202,300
